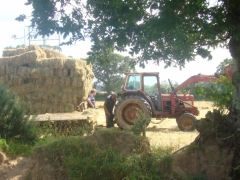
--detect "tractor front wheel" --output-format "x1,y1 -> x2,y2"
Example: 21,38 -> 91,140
177,113 -> 197,131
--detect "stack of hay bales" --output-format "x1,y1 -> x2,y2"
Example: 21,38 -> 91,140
0,45 -> 94,113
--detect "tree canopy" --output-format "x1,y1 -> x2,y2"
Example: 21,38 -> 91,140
87,52 -> 135,94
17,0 -> 240,69
216,58 -> 236,74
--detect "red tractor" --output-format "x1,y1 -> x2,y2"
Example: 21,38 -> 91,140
114,72 -> 218,131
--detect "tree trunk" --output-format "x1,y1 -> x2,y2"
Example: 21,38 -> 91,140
229,37 -> 240,120
104,83 -> 112,95
228,37 -> 240,178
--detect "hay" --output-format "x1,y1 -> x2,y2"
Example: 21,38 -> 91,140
64,103 -> 75,112
18,66 -> 31,78
70,68 -> 86,77
39,57 -> 64,69
52,57 -> 65,69
5,66 -> 14,75
42,67 -> 54,78
62,94 -> 68,102
64,58 -> 87,69
30,67 -> 43,79
27,44 -> 42,51
2,48 -> 26,57
0,76 -> 7,84
0,57 -> 10,66
8,50 -> 46,67
0,45 -> 94,113
36,78 -> 46,85
45,78 -> 53,86
58,68 -> 69,77
53,77 -> 60,86
72,77 -> 83,88
0,66 -> 5,75
59,77 -> 71,87
10,75 -> 23,86
42,48 -> 66,58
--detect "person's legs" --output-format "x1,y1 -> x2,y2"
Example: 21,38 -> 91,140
106,113 -> 111,128
109,114 -> 114,127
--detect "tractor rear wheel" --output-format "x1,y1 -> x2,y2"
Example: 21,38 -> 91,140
114,95 -> 152,129
177,113 -> 197,131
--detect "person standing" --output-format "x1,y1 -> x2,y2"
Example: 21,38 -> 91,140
87,89 -> 97,108
104,92 -> 117,128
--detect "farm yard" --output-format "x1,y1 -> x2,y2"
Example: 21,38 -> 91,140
0,101 -> 214,180
96,101 -> 214,149
1,0 -> 240,178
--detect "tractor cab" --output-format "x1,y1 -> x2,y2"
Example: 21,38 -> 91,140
122,72 -> 163,112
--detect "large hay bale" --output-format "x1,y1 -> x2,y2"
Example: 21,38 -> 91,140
18,66 -> 31,79
2,48 -> 25,57
64,58 -> 87,69
42,48 -> 66,58
53,77 -> 60,86
10,75 -> 23,86
5,66 -> 14,75
30,67 -> 43,79
45,78 -> 53,86
64,103 -> 75,112
72,77 -> 83,88
39,57 -> 65,69
0,57 -> 10,66
0,66 -> 5,76
27,44 -> 42,51
70,68 -> 86,77
0,45 -> 94,113
60,77 -> 70,87
42,67 -> 54,78
8,50 -> 46,67
0,76 -> 7,84
58,68 -> 69,77
35,78 -> 46,85
62,93 -> 68,102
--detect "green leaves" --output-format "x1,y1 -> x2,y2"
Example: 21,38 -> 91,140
193,76 -> 234,110
0,139 -> 8,151
0,82 -> 39,144
87,50 -> 135,94
15,14 -> 26,22
18,0 -> 239,68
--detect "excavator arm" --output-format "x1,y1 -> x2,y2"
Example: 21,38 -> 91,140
172,74 -> 219,94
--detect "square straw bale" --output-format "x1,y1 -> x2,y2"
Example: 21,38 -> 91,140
18,66 -> 31,79
52,57 -> 65,69
30,67 -> 43,79
64,58 -> 87,69
42,67 -> 54,78
27,44 -> 42,51
42,48 -> 66,58
0,66 -> 5,75
0,57 -> 9,66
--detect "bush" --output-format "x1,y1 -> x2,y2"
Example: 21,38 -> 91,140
38,135 -> 176,180
0,82 -> 39,144
193,76 -> 234,110
95,92 -> 108,101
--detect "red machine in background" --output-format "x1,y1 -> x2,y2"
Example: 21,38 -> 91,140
114,72 -> 223,131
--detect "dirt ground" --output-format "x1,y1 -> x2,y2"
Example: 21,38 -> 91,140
0,101 -> 214,180
95,101 -> 214,150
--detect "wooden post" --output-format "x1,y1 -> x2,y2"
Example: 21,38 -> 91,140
142,124 -> 146,137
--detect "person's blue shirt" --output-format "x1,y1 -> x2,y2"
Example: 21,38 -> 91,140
88,93 -> 95,108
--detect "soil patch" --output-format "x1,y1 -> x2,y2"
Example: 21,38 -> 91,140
171,137 -> 233,179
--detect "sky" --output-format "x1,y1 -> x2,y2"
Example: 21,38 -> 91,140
0,0 -> 232,84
